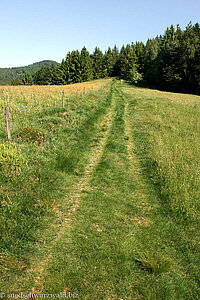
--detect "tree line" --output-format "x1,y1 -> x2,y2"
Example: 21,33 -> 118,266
10,22 -> 200,95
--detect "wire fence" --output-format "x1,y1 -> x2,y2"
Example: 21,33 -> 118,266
0,80 -> 109,142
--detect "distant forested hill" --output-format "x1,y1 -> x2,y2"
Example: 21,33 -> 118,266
0,60 -> 59,85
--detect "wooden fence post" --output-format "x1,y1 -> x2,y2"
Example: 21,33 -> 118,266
5,106 -> 11,140
83,87 -> 86,96
62,90 -> 65,108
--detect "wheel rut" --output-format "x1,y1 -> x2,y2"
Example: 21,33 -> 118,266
121,87 -> 152,226
12,87 -> 116,295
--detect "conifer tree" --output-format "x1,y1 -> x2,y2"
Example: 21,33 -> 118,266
64,52 -> 72,84
33,66 -> 52,85
103,47 -> 115,77
158,25 -> 183,90
92,47 -> 104,79
21,71 -> 33,85
80,47 -> 93,82
49,63 -> 58,85
71,50 -> 82,83
117,44 -> 138,80
143,37 -> 162,85
181,22 -> 200,93
112,45 -> 119,76
134,42 -> 145,73
57,59 -> 68,84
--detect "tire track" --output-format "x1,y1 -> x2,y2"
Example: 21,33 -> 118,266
121,86 -> 152,225
49,90 -> 116,244
11,85 -> 116,295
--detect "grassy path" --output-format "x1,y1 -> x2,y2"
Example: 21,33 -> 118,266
4,82 -> 200,299
37,82 -> 164,299
37,83 -> 139,298
4,84 -> 115,294
30,83 -> 116,294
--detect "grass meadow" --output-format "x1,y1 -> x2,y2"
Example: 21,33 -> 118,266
0,79 -> 109,139
0,80 -> 200,299
123,84 -> 200,221
0,79 -> 112,291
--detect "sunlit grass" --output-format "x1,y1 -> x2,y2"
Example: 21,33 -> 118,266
0,79 -> 112,291
0,79 -> 110,140
123,84 -> 200,220
1,81 -> 200,299
40,83 -> 200,299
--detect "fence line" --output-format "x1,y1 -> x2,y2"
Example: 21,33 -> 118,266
1,81 -> 109,141
5,107 -> 11,140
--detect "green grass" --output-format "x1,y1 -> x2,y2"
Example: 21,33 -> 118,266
123,84 -> 200,221
0,83 -> 112,291
31,83 -> 200,299
1,81 -> 200,299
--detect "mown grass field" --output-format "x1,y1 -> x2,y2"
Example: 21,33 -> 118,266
0,80 -> 200,299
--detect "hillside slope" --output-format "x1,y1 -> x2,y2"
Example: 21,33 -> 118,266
0,60 -> 59,85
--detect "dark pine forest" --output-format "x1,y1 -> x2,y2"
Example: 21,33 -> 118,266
9,23 -> 200,95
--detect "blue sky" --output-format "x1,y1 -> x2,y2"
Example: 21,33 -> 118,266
0,0 -> 199,67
